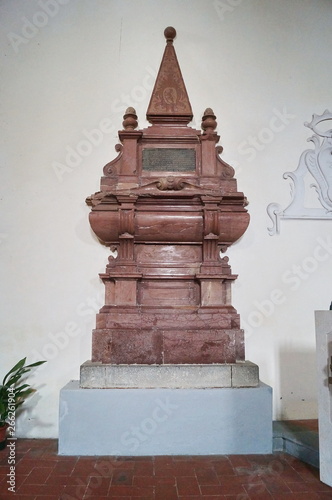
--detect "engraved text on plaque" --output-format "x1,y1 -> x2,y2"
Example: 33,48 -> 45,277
142,148 -> 196,172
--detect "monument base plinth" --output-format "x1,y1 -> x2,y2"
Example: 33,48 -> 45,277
80,360 -> 259,388
58,380 -> 272,456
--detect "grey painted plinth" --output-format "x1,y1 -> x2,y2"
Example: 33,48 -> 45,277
58,381 -> 272,456
315,310 -> 332,487
80,360 -> 259,388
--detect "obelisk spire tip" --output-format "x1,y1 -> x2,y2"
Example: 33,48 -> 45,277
164,26 -> 176,43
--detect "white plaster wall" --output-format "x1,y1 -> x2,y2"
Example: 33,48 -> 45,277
1,0 -> 331,438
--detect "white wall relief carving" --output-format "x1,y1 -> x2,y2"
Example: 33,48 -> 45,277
267,110 -> 332,235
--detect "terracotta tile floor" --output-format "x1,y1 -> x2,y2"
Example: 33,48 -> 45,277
0,432 -> 331,499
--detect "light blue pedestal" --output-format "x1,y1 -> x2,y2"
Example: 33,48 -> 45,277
58,381 -> 272,456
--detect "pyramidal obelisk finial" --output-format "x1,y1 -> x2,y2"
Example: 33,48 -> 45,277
146,27 -> 193,125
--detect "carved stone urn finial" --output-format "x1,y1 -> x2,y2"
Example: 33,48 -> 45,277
201,108 -> 217,134
164,26 -> 176,43
122,107 -> 138,130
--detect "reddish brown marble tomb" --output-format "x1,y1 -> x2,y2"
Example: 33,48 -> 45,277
86,27 -> 249,365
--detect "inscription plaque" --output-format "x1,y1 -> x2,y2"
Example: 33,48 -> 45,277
142,148 -> 196,172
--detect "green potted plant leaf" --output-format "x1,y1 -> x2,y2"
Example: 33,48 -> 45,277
0,357 -> 46,449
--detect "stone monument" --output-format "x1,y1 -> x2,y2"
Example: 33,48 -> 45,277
58,27 -> 272,455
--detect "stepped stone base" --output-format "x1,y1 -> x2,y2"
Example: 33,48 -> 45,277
80,360 -> 259,388
92,309 -> 244,365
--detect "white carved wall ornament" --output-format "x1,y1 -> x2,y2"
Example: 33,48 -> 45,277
267,110 -> 332,235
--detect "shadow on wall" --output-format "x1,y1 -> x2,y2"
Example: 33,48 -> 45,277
278,349 -> 318,420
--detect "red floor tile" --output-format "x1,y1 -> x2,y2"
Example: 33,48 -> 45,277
195,465 -> 220,485
111,469 -> 133,485
200,482 -> 246,496
84,475 -> 112,497
228,454 -> 252,468
61,483 -> 88,499
108,484 -> 154,497
0,436 -> 331,499
133,461 -> 154,476
23,465 -> 54,484
48,460 -> 77,476
245,481 -> 274,498
16,481 -> 65,495
176,475 -> 200,495
213,460 -> 237,476
154,484 -> 178,499
272,494 -> 321,499
262,477 -> 292,495
133,474 -> 175,486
